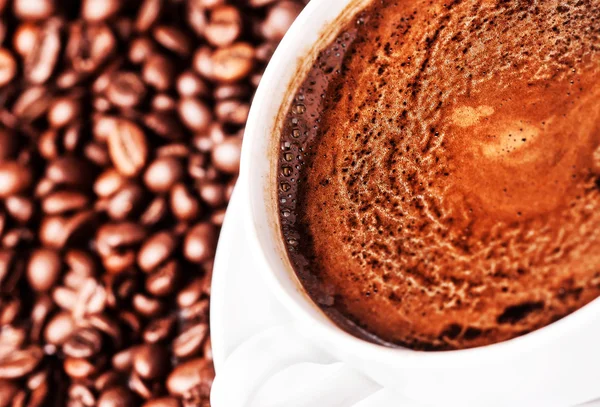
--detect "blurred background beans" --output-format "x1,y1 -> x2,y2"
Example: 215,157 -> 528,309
0,0 -> 307,405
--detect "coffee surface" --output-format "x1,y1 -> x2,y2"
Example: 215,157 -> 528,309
278,0 -> 600,349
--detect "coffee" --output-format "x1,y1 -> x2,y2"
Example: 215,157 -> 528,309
278,0 -> 600,350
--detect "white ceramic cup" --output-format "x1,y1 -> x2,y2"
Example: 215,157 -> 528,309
223,0 -> 600,405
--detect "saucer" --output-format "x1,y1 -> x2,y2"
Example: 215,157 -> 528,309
210,186 -> 600,407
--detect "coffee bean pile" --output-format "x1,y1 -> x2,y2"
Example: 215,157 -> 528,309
0,0 -> 306,406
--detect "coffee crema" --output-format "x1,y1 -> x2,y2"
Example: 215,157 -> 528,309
277,0 -> 600,349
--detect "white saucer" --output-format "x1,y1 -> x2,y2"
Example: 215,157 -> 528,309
210,187 -> 600,407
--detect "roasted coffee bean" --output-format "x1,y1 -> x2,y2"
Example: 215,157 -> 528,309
198,181 -> 227,208
172,323 -> 208,359
140,196 -> 168,226
166,358 -> 215,396
64,357 -> 97,379
205,5 -> 242,48
138,231 -> 177,272
5,195 -> 34,223
212,136 -> 242,174
153,26 -> 191,56
211,43 -> 255,83
0,296 -> 21,326
151,95 -> 177,112
146,260 -> 179,297
170,183 -> 201,221
183,223 -> 217,263
44,311 -> 75,345
48,96 -> 81,128
67,22 -> 116,74
107,119 -> 148,177
129,372 -> 154,399
98,386 -> 135,407
82,0 -> 121,22
27,248 -> 61,292
97,222 -> 147,254
63,327 -> 103,358
143,112 -> 184,140
143,315 -> 176,344
0,162 -> 32,198
132,294 -> 164,317
95,370 -> 122,392
211,208 -> 227,226
13,0 -> 55,20
25,18 -> 61,84
112,346 -> 138,371
65,249 -> 97,276
46,156 -> 93,187
143,157 -> 184,193
261,1 -> 303,41
215,99 -> 250,124
0,49 -> 16,87
0,380 -> 19,407
177,278 -> 204,308
13,23 -> 39,57
39,210 -> 96,249
69,383 -> 96,407
179,299 -> 209,324
0,346 -> 43,379
106,183 -> 145,220
42,190 -> 89,215
107,72 -> 147,108
134,344 -> 169,379
176,71 -> 208,98
143,55 -> 174,91
129,37 -> 155,65
136,0 -> 163,32
94,168 -> 127,198
177,97 -> 212,132
143,397 -> 181,407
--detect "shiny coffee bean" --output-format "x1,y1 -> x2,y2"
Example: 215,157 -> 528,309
24,18 -> 61,84
133,294 -> 164,317
172,323 -> 208,358
64,357 -> 97,379
143,315 -> 176,344
44,311 -> 75,345
107,72 -> 147,108
107,183 -> 145,220
129,37 -> 155,64
145,260 -> 179,297
261,1 -> 303,41
136,0 -> 163,32
0,346 -> 43,379
211,43 -> 255,83
143,55 -> 174,91
81,0 -> 121,22
107,119 -> 148,177
177,278 -> 204,308
184,223 -> 218,264
170,183 -> 201,221
153,26 -> 190,56
166,358 -> 215,396
48,96 -> 80,128
212,137 -> 242,174
137,231 -> 177,272
13,23 -> 39,57
5,195 -> 34,223
42,190 -> 89,215
112,346 -> 138,372
0,48 -> 16,87
143,398 -> 181,407
176,71 -> 208,98
13,0 -> 55,20
198,181 -> 226,208
98,386 -> 135,407
204,5 -> 242,48
0,162 -> 32,198
134,344 -> 169,379
177,97 -> 212,132
63,327 -> 103,358
140,196 -> 168,226
27,248 -> 61,292
143,157 -> 184,193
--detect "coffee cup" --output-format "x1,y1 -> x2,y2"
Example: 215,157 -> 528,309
211,0 -> 600,405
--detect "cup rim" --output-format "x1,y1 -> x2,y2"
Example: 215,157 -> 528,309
239,0 -> 600,367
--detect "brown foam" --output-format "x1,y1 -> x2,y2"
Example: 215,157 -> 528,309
278,0 -> 600,349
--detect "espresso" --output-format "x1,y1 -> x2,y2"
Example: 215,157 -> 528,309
277,0 -> 600,349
